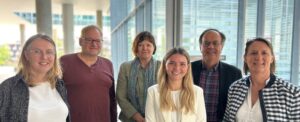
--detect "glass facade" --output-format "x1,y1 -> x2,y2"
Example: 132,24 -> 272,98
127,17 -> 136,59
182,0 -> 239,65
110,0 -> 167,70
265,0 -> 294,81
14,12 -> 97,25
245,0 -> 257,39
152,0 -> 166,60
111,0 -> 300,84
127,0 -> 135,14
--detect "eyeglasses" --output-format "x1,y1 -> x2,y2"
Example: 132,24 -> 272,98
202,41 -> 222,47
27,48 -> 55,57
83,38 -> 103,44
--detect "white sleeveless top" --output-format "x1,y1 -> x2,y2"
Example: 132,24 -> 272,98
28,82 -> 68,122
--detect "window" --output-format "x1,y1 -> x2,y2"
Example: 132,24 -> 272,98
265,0 -> 294,80
182,0 -> 239,65
152,0 -> 166,60
127,17 -> 136,59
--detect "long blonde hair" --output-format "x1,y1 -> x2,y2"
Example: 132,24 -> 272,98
18,34 -> 62,88
158,47 -> 195,114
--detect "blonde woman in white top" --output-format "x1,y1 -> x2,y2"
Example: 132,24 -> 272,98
0,34 -> 69,122
145,47 -> 206,122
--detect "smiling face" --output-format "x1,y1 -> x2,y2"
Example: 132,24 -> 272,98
200,30 -> 223,65
136,40 -> 155,60
25,39 -> 55,75
244,41 -> 274,75
165,54 -> 189,82
80,28 -> 102,57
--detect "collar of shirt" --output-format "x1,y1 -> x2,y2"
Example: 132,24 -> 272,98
201,61 -> 219,72
249,77 -> 270,85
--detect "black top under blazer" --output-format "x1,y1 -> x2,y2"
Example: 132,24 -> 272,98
191,60 -> 242,121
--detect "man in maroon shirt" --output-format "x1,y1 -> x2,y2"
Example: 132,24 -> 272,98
60,25 -> 117,122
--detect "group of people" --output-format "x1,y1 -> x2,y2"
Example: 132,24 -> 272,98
0,25 -> 300,122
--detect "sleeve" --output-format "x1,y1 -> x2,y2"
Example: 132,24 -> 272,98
0,84 -> 3,120
223,84 -> 234,121
196,87 -> 206,122
108,61 -> 117,122
0,84 -> 3,109
110,81 -> 117,122
145,87 -> 156,122
0,81 -> 8,120
290,88 -> 300,120
116,63 -> 138,119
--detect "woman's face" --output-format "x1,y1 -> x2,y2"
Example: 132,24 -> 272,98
244,41 -> 274,75
25,39 -> 55,75
166,54 -> 189,82
137,40 -> 155,60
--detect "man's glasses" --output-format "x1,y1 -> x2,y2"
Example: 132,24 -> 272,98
83,38 -> 103,44
202,41 -> 222,47
27,48 -> 56,57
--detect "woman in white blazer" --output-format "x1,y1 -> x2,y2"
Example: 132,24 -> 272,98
145,47 -> 206,122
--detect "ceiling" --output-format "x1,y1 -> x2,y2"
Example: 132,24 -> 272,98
0,0 -> 110,24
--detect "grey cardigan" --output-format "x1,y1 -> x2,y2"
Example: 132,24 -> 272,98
0,74 -> 70,122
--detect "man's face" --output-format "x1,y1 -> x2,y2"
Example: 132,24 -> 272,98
200,30 -> 223,63
80,29 -> 102,57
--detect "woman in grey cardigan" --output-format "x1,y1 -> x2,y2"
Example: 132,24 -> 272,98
223,37 -> 300,121
116,31 -> 160,122
0,34 -> 70,122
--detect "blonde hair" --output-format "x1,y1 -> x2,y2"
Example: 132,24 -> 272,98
18,34 -> 62,88
158,47 -> 195,114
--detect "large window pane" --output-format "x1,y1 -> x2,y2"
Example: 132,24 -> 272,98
265,0 -> 294,81
127,0 -> 135,14
127,17 -> 136,59
152,0 -> 166,60
182,0 -> 239,65
245,0 -> 257,39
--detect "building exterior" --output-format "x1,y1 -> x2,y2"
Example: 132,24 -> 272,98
110,0 -> 300,85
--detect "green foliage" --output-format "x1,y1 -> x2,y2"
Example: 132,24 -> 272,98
0,44 -> 11,65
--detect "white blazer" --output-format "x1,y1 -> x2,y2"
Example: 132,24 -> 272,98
145,84 -> 206,122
